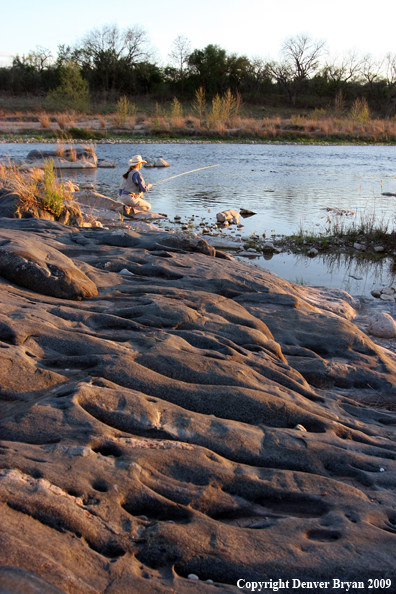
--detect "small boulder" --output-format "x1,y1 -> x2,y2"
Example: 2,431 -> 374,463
240,208 -> 256,216
262,242 -> 275,252
154,158 -> 170,167
216,209 -> 240,224
368,312 -> 396,338
307,248 -> 319,257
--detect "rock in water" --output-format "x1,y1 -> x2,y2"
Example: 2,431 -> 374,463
154,158 -> 170,167
216,209 -> 240,224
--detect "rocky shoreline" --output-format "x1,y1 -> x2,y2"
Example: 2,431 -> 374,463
0,214 -> 396,592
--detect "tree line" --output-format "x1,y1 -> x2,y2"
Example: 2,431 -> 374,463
1,25 -> 396,117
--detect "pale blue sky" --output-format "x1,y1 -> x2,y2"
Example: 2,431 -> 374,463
1,0 -> 394,67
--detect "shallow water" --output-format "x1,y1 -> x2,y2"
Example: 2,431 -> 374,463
2,141 -> 396,295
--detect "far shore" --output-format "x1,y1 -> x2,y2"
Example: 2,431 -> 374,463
1,108 -> 396,145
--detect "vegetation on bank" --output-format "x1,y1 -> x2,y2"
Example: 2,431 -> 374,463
243,204 -> 396,259
0,159 -> 71,217
1,93 -> 396,144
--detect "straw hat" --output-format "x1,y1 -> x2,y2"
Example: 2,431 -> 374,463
128,155 -> 147,165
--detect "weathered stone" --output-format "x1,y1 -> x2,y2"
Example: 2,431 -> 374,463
368,312 -> 396,338
240,209 -> 256,215
380,294 -> 395,302
0,567 -> 67,594
154,158 -> 170,167
0,228 -> 97,300
216,209 -> 240,224
307,248 -> 319,257
72,190 -> 119,210
0,217 -> 395,593
262,242 -> 275,252
26,147 -> 96,163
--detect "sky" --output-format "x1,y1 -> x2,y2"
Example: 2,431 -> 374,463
0,0 -> 395,67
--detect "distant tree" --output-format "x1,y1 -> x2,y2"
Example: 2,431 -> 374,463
74,23 -> 152,95
269,34 -> 327,105
359,53 -> 396,117
188,44 -> 229,96
24,46 -> 53,72
7,47 -> 57,94
168,35 -> 191,93
227,53 -> 250,90
383,53 -> 396,118
46,61 -> 90,112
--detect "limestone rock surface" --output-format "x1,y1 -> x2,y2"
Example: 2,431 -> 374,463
0,217 -> 395,593
0,226 -> 98,299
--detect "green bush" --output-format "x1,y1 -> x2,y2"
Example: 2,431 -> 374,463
41,159 -> 63,217
46,62 -> 90,113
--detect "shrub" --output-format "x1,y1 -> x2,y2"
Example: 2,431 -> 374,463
350,98 -> 370,123
42,159 -> 64,217
115,96 -> 136,127
191,87 -> 206,126
46,62 -> 90,113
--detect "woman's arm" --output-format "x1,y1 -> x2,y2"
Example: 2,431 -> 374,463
132,170 -> 152,193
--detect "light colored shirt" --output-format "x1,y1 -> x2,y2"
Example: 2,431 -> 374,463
119,170 -> 150,194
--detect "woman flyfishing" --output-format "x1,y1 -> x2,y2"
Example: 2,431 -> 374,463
118,155 -> 152,214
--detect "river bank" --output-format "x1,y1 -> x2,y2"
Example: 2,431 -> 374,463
1,111 -> 396,145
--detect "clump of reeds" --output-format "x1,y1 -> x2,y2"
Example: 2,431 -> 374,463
38,114 -> 51,129
191,87 -> 206,127
114,96 -> 136,128
56,113 -> 68,130
349,98 -> 370,123
207,89 -> 242,129
170,97 -> 184,128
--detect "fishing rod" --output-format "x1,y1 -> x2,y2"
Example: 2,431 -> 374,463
151,164 -> 220,186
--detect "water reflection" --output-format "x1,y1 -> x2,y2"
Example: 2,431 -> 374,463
253,251 -> 395,296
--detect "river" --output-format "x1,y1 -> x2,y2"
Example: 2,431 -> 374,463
2,141 -> 396,296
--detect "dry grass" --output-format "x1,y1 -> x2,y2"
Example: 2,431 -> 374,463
0,158 -> 72,218
0,159 -> 42,209
1,96 -> 396,143
38,114 -> 50,129
55,113 -> 69,130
